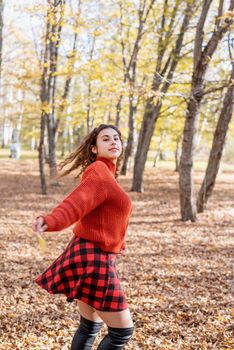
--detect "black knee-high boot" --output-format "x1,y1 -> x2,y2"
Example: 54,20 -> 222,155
97,326 -> 134,350
71,315 -> 103,350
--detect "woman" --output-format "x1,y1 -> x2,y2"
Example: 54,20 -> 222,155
32,124 -> 134,350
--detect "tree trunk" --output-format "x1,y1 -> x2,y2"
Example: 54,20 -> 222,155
174,136 -> 181,172
132,101 -> 161,192
86,79 -> 92,134
31,126 -> 37,151
117,0 -> 155,151
11,90 -> 25,146
121,95 -> 137,174
153,130 -> 165,168
39,12 -> 49,193
39,0 -> 66,179
115,95 -> 123,128
68,121 -> 74,152
86,36 -> 96,134
59,29 -> 79,156
39,1 -> 58,191
131,0 -> 196,192
179,83 -> 202,221
196,116 -> 207,152
1,114 -> 6,148
0,0 -> 4,87
47,126 -> 57,177
38,115 -> 47,195
179,0 -> 234,221
197,62 -> 234,212
0,1 -> 4,148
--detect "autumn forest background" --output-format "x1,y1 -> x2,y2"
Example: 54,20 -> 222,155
0,0 -> 233,349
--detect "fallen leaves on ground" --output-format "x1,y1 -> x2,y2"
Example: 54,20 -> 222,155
0,159 -> 233,350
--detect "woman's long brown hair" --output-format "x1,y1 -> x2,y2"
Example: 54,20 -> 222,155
58,124 -> 124,180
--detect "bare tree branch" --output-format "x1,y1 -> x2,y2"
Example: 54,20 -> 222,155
194,0 -> 213,70
215,0 -> 224,27
119,2 -> 128,78
202,0 -> 234,72
161,0 -> 197,93
203,83 -> 230,95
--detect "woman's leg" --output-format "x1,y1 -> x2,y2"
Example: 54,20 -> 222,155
71,302 -> 134,350
95,308 -> 134,350
71,301 -> 103,350
77,300 -> 103,323
96,308 -> 133,328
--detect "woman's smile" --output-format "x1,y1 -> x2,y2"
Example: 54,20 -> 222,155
109,148 -> 119,152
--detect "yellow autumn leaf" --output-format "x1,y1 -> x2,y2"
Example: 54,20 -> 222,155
35,232 -> 46,251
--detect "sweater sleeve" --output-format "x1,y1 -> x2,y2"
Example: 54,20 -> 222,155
43,167 -> 107,232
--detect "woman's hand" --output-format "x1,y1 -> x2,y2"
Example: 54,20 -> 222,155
32,216 -> 48,233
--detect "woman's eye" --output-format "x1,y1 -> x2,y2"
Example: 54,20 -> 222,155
103,138 -> 119,141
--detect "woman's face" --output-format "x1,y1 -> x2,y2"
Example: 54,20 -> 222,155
91,127 -> 122,162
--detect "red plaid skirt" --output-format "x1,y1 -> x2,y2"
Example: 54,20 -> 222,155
34,236 -> 128,311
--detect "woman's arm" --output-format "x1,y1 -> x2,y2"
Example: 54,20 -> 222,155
35,166 -> 107,232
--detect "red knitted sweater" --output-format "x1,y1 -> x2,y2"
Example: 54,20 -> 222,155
43,156 -> 133,253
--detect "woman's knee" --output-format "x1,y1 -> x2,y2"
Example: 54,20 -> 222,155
97,325 -> 134,350
77,300 -> 103,323
96,308 -> 134,328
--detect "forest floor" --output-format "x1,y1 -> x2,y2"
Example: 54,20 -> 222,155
0,158 -> 233,350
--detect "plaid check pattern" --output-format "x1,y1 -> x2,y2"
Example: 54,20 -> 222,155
34,237 -> 128,311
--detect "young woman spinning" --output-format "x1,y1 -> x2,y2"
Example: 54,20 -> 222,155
32,124 -> 134,350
